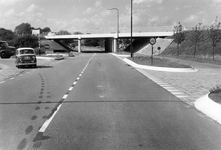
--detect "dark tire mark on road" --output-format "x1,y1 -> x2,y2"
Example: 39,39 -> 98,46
33,141 -> 42,149
45,106 -> 50,110
31,115 -> 38,120
25,125 -> 33,135
35,106 -> 40,110
17,138 -> 27,150
37,100 -> 42,104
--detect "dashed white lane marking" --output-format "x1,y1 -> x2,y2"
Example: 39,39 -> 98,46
62,94 -> 68,99
36,53 -> 96,136
69,87 -> 74,91
99,95 -> 105,98
0,81 -> 5,84
39,104 -> 62,132
10,77 -> 14,80
136,68 -> 190,99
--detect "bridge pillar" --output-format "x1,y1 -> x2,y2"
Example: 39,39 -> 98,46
78,38 -> 81,52
113,38 -> 117,53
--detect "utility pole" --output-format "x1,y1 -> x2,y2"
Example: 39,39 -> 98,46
130,0 -> 133,58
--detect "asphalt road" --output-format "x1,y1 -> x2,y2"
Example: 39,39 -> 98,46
1,53 -> 221,150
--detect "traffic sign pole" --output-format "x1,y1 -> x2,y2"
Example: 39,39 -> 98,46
149,38 -> 156,66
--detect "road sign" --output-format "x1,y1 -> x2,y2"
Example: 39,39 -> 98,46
149,38 -> 156,45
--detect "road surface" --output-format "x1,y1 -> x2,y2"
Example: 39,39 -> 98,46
1,53 -> 221,150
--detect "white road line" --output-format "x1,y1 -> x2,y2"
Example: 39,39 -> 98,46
79,74 -> 82,77
167,89 -> 180,92
171,91 -> 185,94
163,87 -> 179,91
69,87 -> 74,91
36,53 -> 96,135
39,104 -> 62,132
10,77 -> 14,80
62,94 -> 68,100
176,95 -> 189,98
0,81 -> 5,84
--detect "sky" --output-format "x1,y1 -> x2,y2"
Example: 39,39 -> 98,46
1,0 -> 221,33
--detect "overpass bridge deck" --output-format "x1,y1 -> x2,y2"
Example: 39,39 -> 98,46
44,31 -> 174,53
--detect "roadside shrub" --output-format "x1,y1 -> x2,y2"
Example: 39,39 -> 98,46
210,85 -> 221,93
14,35 -> 38,48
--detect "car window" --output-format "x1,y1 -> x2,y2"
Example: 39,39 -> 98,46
20,49 -> 34,54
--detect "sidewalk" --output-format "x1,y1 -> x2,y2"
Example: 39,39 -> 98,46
140,57 -> 221,100
112,53 -> 221,125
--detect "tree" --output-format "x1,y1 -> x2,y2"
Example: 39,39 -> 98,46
84,39 -> 100,47
73,31 -> 83,35
188,23 -> 206,58
42,27 -> 51,33
0,28 -> 16,41
14,35 -> 38,48
57,30 -> 71,35
173,22 -> 185,56
14,23 -> 32,35
208,18 -> 221,60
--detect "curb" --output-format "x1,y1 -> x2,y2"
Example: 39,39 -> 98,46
194,94 -> 221,125
123,58 -> 198,72
36,56 -> 55,60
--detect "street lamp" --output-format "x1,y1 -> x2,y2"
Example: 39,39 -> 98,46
108,8 -> 119,52
130,0 -> 133,58
108,8 -> 119,38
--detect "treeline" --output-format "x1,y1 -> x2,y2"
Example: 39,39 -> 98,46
0,22 -> 106,49
165,20 -> 221,60
0,23 -> 51,48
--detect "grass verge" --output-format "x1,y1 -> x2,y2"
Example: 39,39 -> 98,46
209,85 -> 221,104
128,56 -> 191,68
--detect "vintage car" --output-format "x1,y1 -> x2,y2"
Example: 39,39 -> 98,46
0,41 -> 16,59
15,48 -> 37,68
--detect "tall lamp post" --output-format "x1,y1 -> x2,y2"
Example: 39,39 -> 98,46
108,8 -> 119,53
130,0 -> 133,58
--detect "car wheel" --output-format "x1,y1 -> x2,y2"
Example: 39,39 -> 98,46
0,52 -> 8,59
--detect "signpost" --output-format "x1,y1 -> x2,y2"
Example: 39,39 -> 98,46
149,38 -> 156,65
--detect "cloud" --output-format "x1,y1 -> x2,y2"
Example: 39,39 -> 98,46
95,0 -> 102,7
4,9 -> 15,17
0,0 -> 21,5
133,0 -> 163,4
84,7 -> 95,14
183,15 -> 199,23
133,0 -> 146,4
26,4 -> 39,12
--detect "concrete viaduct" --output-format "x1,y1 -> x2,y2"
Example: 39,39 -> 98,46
45,31 -> 174,53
